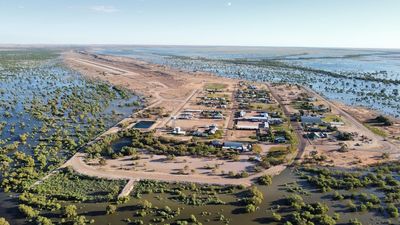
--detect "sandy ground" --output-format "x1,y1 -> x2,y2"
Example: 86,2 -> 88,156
63,152 -> 286,187
336,101 -> 400,146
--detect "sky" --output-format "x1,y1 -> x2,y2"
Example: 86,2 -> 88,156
1,0 -> 400,48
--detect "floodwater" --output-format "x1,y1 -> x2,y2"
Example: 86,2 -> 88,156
97,46 -> 400,117
133,120 -> 155,129
44,168 -> 396,225
0,51 -> 142,223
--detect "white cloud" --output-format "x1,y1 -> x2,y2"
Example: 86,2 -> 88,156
227,2 -> 232,7
90,5 -> 119,13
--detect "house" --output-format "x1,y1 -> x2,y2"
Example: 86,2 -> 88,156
192,131 -> 208,137
207,124 -> 219,134
222,141 -> 249,151
236,124 -> 259,130
312,105 -> 330,113
329,121 -> 344,127
178,112 -> 193,120
211,140 -> 223,148
184,109 -> 202,113
268,118 -> 283,125
259,122 -> 269,129
274,136 -> 286,143
239,110 -> 246,117
301,116 -> 322,125
172,127 -> 186,135
305,132 -> 328,140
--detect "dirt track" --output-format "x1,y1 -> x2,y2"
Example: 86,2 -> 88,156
303,86 -> 398,154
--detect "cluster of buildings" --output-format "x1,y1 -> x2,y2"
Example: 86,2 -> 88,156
200,110 -> 224,120
235,111 -> 283,130
176,109 -> 224,120
235,85 -> 273,109
197,96 -> 229,109
300,115 -> 343,140
210,140 -> 252,152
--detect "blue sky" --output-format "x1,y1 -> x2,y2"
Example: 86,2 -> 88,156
1,0 -> 399,48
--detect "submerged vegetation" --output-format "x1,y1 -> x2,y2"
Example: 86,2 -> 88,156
123,48 -> 400,117
0,49 -> 140,224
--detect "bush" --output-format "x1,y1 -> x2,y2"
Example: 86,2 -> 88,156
0,218 -> 10,225
257,175 -> 272,185
106,204 -> 117,214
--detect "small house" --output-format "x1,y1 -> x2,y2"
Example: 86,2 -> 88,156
222,141 -> 248,151
301,116 -> 322,125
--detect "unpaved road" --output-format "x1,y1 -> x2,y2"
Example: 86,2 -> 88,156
63,152 -> 286,187
303,86 -> 398,154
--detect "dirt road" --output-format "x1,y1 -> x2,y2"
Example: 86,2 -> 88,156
266,83 -> 308,161
303,86 -> 398,154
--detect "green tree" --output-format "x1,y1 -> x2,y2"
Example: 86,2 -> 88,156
245,204 -> 256,213
64,205 -> 78,218
19,204 -> 39,219
106,204 -> 117,214
0,217 -> 10,225
36,216 -> 53,225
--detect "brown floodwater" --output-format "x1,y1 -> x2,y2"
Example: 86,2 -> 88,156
35,168 -> 395,225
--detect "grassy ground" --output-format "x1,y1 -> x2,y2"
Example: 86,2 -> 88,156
250,103 -> 280,111
364,123 -> 388,138
322,114 -> 343,123
207,93 -> 229,98
32,167 -> 127,202
265,146 -> 291,165
204,83 -> 227,90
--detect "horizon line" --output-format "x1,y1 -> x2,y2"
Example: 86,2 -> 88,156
0,43 -> 400,51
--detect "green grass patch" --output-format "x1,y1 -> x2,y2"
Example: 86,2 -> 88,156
364,124 -> 388,138
322,114 -> 343,123
250,103 -> 279,111
204,83 -> 227,90
207,93 -> 229,98
265,146 -> 290,165
32,167 -> 127,202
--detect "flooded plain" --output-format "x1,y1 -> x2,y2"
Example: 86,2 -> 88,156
98,46 -> 400,117
1,48 -> 399,225
0,49 -> 141,223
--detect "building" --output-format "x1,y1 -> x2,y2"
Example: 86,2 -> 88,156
172,127 -> 186,135
274,136 -> 286,143
178,112 -> 193,120
329,121 -> 344,127
211,140 -> 223,147
192,130 -> 208,137
222,141 -> 249,151
268,118 -> 283,125
236,124 -> 259,130
207,124 -> 219,134
301,116 -> 322,125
